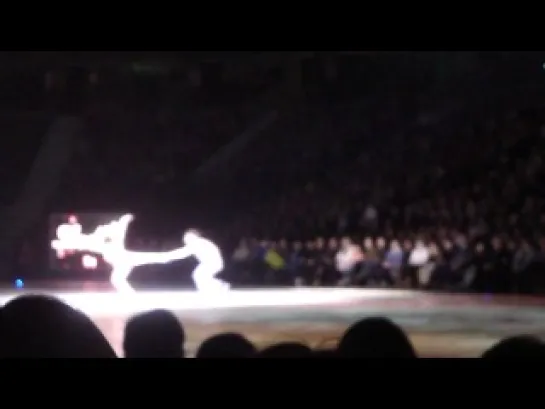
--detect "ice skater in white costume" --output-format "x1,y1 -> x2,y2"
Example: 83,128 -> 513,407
51,213 -> 172,292
164,229 -> 229,292
99,214 -> 173,291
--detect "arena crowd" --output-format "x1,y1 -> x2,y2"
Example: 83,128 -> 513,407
2,52 -> 545,357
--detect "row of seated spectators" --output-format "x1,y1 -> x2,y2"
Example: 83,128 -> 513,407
223,82 -> 545,296
0,293 -> 542,358
229,232 -> 545,294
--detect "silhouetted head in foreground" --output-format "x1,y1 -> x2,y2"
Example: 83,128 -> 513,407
124,309 -> 185,358
312,349 -> 338,358
258,342 -> 312,358
337,317 -> 417,358
0,294 -> 116,358
196,332 -> 256,358
482,335 -> 545,359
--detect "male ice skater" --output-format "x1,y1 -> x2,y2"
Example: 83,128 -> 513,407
164,229 -> 229,292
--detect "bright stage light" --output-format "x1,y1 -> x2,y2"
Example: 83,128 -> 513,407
82,254 -> 98,269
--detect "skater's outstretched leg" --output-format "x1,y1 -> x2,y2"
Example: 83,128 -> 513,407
192,263 -> 229,292
111,265 -> 135,292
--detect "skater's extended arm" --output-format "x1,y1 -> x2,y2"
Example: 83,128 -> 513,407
164,246 -> 192,262
121,250 -> 177,266
113,214 -> 134,240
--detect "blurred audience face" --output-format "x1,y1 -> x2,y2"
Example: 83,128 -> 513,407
315,237 -> 325,249
375,237 -> 386,250
455,234 -> 467,248
414,239 -> 425,249
442,239 -> 453,252
491,237 -> 502,251
428,242 -> 439,257
341,237 -> 352,249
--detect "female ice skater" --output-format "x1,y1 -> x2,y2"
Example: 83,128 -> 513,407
51,215 -> 229,292
98,214 -> 175,291
163,229 -> 229,292
51,214 -> 172,292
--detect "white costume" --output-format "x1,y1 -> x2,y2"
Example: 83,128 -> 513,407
50,214 -> 171,292
165,232 -> 228,292
50,215 -> 228,292
99,215 -> 174,291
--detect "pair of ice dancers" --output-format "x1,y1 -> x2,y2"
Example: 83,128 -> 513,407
51,214 -> 229,292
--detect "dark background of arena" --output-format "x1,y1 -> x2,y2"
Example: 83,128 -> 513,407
2,51 -> 545,294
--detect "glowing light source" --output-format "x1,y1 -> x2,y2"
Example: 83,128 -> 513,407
82,254 -> 98,269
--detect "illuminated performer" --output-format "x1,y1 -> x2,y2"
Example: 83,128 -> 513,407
96,214 -> 175,291
163,229 -> 229,292
50,214 -> 171,292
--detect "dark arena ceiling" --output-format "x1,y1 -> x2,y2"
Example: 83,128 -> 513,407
0,51 -> 543,94
0,51 -> 406,76
0,51 -> 304,69
0,51 -> 543,75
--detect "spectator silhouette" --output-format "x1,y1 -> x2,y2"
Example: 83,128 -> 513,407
0,295 -> 116,358
196,332 -> 256,358
337,317 -> 417,358
312,349 -> 338,358
482,335 -> 545,358
258,342 -> 312,358
123,309 -> 185,358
